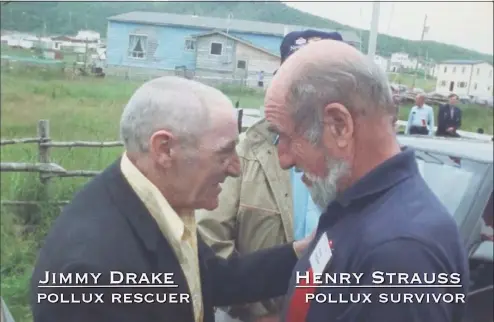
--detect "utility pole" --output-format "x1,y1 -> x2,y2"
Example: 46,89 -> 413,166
412,14 -> 428,88
367,1 -> 380,59
359,7 -> 363,52
424,49 -> 429,80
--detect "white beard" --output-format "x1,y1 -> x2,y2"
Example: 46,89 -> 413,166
305,158 -> 350,211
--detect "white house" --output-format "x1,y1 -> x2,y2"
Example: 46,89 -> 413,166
390,51 -> 424,70
74,30 -> 101,42
373,54 -> 389,72
390,52 -> 409,64
0,33 -> 38,49
434,60 -> 493,98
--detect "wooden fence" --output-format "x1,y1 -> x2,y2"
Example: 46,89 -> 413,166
0,112 -> 250,207
1,119 -> 125,207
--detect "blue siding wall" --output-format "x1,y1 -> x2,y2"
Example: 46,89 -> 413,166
228,32 -> 282,55
107,21 -> 205,70
106,21 -> 282,70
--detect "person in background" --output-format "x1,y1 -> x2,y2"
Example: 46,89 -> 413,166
265,39 -> 468,322
257,71 -> 265,88
405,93 -> 435,136
196,29 -> 344,322
436,93 -> 462,137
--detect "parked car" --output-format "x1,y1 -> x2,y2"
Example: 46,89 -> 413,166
411,87 -> 425,94
397,135 -> 493,322
459,95 -> 472,104
474,96 -> 494,108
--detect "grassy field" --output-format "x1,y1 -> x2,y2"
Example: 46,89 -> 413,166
1,68 -> 493,322
387,72 -> 437,92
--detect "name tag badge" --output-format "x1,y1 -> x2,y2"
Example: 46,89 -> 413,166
309,232 -> 332,274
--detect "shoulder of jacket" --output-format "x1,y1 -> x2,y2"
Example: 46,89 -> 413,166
236,119 -> 276,161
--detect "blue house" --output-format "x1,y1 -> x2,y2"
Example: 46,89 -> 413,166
105,11 -> 361,83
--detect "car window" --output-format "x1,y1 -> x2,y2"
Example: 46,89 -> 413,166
415,154 -> 480,217
481,193 -> 493,241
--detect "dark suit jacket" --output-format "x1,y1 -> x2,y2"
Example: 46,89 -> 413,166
30,159 -> 298,322
436,104 -> 462,135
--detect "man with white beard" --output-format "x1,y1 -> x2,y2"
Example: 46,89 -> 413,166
196,30 -> 344,322
265,39 -> 469,322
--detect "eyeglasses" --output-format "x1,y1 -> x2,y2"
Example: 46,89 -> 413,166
273,135 -> 280,146
273,135 -> 303,173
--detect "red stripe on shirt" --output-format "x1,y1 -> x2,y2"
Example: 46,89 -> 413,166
286,266 -> 315,322
286,240 -> 333,322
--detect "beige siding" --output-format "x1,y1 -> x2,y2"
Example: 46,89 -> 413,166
234,42 -> 280,87
195,34 -> 235,72
234,41 -> 280,76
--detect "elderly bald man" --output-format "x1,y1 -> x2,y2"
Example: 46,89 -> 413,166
264,40 -> 469,322
405,93 -> 435,136
30,77 -> 312,322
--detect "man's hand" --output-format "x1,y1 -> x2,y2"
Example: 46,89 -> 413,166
446,127 -> 455,133
293,230 -> 315,257
254,314 -> 280,322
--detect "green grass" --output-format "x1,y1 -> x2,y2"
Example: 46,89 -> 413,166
387,72 -> 437,92
0,69 -> 492,322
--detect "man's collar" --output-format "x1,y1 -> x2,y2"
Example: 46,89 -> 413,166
336,148 -> 417,208
120,153 -> 186,243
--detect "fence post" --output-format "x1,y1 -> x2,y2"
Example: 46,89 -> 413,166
38,119 -> 51,187
237,109 -> 243,133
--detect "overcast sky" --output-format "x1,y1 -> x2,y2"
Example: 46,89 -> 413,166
286,1 -> 493,55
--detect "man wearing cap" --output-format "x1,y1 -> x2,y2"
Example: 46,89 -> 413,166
196,30 -> 344,322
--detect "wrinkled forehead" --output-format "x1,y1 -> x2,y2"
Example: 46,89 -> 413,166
200,108 -> 238,152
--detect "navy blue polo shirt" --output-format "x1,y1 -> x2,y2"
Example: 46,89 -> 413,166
282,149 -> 469,322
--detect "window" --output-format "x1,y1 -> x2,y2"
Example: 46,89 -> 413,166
415,152 -> 482,218
453,67 -> 456,73
184,39 -> 195,51
128,34 -> 147,59
237,60 -> 246,69
444,67 -> 447,73
474,83 -> 478,90
458,81 -> 467,88
481,193 -> 493,240
440,80 -> 447,87
210,42 -> 223,55
476,68 -> 480,75
462,67 -> 466,74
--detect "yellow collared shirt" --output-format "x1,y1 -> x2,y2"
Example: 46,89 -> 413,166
120,154 -> 203,322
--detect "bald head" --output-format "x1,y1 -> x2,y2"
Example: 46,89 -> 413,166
120,76 -> 233,153
415,93 -> 425,107
266,39 -> 395,143
264,40 -> 400,204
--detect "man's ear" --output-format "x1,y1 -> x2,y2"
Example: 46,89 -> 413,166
149,130 -> 174,168
322,103 -> 354,148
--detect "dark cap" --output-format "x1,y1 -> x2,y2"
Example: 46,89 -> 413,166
280,29 -> 344,64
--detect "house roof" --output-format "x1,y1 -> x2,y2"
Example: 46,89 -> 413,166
191,30 -> 280,58
439,59 -> 490,66
107,11 -> 361,43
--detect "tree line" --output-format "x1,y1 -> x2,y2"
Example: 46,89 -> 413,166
1,1 -> 492,63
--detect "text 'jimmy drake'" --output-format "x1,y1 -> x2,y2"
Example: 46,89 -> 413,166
36,271 -> 191,304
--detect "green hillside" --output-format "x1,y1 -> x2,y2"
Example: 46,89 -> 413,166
1,1 -> 493,62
